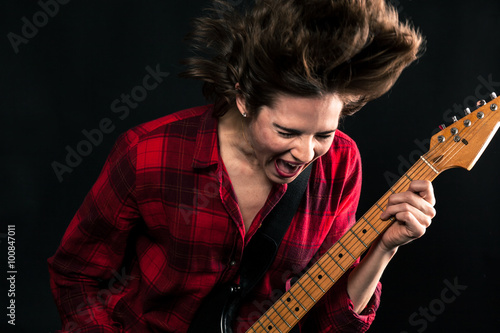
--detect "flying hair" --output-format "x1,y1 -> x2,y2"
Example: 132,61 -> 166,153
182,0 -> 425,117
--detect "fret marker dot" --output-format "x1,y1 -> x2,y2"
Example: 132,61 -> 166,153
362,229 -> 367,234
295,307 -> 299,312
268,325 -> 273,330
339,253 -> 343,258
318,275 -> 323,279
286,297 -> 291,302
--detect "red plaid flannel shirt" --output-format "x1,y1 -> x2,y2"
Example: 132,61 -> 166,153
48,105 -> 381,332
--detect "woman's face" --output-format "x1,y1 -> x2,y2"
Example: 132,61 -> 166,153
237,93 -> 343,184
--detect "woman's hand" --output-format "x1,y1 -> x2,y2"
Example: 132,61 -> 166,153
378,180 -> 436,252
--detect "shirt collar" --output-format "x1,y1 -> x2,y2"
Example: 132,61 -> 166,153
192,105 -> 220,169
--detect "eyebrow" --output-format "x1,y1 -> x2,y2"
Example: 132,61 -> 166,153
273,123 -> 337,135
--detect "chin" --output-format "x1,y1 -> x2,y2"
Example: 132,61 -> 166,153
267,171 -> 298,185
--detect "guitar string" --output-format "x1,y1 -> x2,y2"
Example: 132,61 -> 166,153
257,165 -> 442,332
343,109 -> 493,278
260,137 -> 470,331
255,167 -> 433,332
352,113 -> 487,260
315,105 -> 496,325
257,159 -> 439,331
255,151 -> 440,331
251,108 -> 495,332
254,121 -> 466,330
362,106 -> 491,227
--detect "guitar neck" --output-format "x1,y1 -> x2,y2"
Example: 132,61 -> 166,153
245,93 -> 500,332
246,154 -> 441,333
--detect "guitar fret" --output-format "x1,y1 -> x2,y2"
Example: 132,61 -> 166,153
288,290 -> 308,311
316,261 -> 335,283
362,217 -> 380,235
279,298 -> 299,320
270,304 -> 291,329
375,203 -> 384,212
305,271 -> 325,293
326,251 -> 345,272
263,312 -> 282,333
349,229 -> 367,248
296,279 -> 316,302
404,173 -> 413,181
338,241 -> 356,260
256,319 -> 268,332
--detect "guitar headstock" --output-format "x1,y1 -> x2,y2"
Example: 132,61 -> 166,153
426,93 -> 500,172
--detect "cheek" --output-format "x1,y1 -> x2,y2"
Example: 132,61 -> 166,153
315,140 -> 334,158
252,128 -> 287,154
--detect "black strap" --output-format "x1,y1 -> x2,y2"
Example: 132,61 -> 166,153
238,164 -> 312,299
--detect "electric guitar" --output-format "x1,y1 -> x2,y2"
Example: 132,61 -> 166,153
189,93 -> 500,333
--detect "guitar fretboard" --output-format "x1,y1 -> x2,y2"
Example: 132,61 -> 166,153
246,156 -> 439,333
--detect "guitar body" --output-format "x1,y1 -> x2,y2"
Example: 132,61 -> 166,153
187,284 -> 242,333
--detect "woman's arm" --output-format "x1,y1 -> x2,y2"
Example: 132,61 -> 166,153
347,180 -> 436,313
48,131 -> 139,332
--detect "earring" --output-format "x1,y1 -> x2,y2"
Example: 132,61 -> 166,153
242,112 -> 248,118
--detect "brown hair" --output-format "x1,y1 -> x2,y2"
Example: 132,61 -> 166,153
182,0 -> 425,117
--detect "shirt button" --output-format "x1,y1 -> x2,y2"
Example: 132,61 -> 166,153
229,260 -> 237,266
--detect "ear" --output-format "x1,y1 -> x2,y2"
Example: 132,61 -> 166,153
235,86 -> 248,117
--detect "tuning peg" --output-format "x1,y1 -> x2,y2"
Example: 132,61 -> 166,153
491,92 -> 498,100
477,99 -> 487,108
452,116 -> 458,122
439,124 -> 446,130
464,108 -> 471,115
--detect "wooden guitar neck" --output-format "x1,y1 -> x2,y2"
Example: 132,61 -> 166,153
246,94 -> 500,333
247,157 -> 438,333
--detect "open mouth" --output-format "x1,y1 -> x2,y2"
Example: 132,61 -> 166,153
275,159 -> 303,178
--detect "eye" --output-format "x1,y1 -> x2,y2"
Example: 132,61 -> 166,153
316,134 -> 333,140
278,131 -> 295,138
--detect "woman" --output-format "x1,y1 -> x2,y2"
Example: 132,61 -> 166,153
48,0 -> 435,332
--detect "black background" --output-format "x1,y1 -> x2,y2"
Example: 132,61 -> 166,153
1,0 -> 499,332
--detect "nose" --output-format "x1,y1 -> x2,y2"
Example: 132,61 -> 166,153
290,137 -> 315,163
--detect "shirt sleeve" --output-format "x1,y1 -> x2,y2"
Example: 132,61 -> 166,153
47,130 -> 140,332
300,142 -> 382,332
